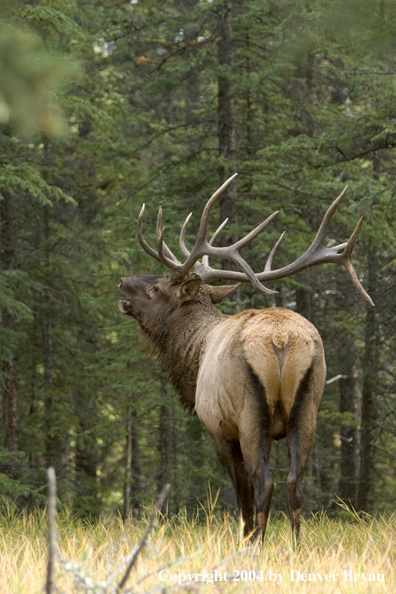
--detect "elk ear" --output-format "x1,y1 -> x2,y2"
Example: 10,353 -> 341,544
206,283 -> 240,304
176,277 -> 202,303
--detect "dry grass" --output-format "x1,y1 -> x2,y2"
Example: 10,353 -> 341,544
0,499 -> 394,593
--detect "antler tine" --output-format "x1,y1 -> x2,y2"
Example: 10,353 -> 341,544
201,219 -> 229,267
209,218 -> 229,246
232,211 -> 279,251
157,225 -> 180,269
137,174 -> 239,278
343,217 -> 374,306
264,231 -> 286,272
231,253 -> 278,295
156,206 -> 163,241
137,204 -> 162,263
252,184 -> 354,278
156,207 -> 181,264
193,206 -> 281,294
344,215 -> 363,258
171,173 -> 239,276
179,212 -> 193,258
196,173 -> 238,243
194,211 -> 280,294
180,212 -> 229,263
310,185 -> 349,252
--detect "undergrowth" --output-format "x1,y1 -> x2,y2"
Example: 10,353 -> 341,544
0,498 -> 394,593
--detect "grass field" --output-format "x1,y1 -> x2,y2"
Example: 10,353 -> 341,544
0,499 -> 394,593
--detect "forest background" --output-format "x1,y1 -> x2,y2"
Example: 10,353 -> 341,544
1,0 -> 396,522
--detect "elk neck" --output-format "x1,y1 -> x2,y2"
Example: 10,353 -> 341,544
140,291 -> 226,409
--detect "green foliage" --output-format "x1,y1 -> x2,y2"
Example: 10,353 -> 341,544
0,163 -> 75,205
0,19 -> 78,136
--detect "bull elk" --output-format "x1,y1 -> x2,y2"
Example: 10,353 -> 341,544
118,174 -> 373,542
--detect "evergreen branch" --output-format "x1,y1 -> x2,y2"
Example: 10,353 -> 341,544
0,164 -> 76,205
370,406 -> 396,446
233,37 -> 270,53
272,180 -> 323,198
316,65 -> 396,76
334,142 -> 396,164
128,120 -> 214,158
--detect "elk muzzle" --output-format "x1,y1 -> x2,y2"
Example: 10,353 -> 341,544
118,274 -> 161,317
118,277 -> 133,314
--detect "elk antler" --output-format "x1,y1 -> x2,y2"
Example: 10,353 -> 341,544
137,175 -> 374,305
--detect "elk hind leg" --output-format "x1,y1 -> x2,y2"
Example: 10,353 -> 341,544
242,437 -> 273,542
286,362 -> 321,544
240,365 -> 274,542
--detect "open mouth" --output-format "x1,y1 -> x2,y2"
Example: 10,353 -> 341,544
118,300 -> 132,314
118,279 -> 133,314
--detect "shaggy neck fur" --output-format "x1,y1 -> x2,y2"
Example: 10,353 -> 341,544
139,290 -> 226,409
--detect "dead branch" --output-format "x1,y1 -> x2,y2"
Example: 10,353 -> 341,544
370,405 -> 396,445
117,483 -> 171,591
46,467 -> 58,594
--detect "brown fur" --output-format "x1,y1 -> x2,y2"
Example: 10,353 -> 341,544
119,273 -> 326,542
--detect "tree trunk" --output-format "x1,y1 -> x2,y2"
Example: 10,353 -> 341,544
332,269 -> 361,506
295,285 -> 313,323
157,374 -> 172,513
185,414 -> 205,512
0,191 -> 18,453
42,204 -> 69,497
184,0 -> 200,154
275,284 -> 288,309
2,351 -> 18,452
123,398 -> 142,518
338,360 -> 360,506
358,245 -> 379,512
74,388 -> 99,516
124,401 -> 133,519
217,1 -> 237,233
43,204 -> 55,468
